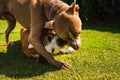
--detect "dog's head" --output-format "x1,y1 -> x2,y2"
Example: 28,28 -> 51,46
28,31 -> 67,54
42,33 -> 67,54
45,0 -> 82,50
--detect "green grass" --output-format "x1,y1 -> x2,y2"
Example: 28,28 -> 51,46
0,20 -> 120,80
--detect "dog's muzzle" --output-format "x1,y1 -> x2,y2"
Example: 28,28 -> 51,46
68,38 -> 81,50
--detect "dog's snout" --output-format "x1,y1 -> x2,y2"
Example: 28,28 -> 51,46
56,38 -> 67,47
68,38 -> 81,50
73,44 -> 80,50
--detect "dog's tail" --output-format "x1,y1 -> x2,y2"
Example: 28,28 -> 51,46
69,0 -> 79,15
72,0 -> 77,6
20,28 -> 30,41
70,0 -> 78,8
74,0 -> 76,4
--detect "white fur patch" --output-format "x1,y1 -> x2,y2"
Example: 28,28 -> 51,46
45,44 -> 53,53
28,37 -> 65,54
45,37 -> 62,54
76,38 -> 81,46
60,47 -> 75,53
28,43 -> 34,49
32,54 -> 39,58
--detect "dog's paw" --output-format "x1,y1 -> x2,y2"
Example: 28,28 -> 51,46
61,62 -> 72,69
54,60 -> 72,69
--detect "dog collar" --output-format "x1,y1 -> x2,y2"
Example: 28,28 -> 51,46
48,1 -> 64,20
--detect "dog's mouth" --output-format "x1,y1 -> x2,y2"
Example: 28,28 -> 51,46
69,42 -> 80,50
67,39 -> 81,50
58,36 -> 80,50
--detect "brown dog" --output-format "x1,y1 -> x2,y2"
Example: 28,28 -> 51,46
0,0 -> 82,68
20,27 -> 67,63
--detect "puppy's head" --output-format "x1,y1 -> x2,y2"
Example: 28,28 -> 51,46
42,33 -> 67,54
27,30 -> 67,54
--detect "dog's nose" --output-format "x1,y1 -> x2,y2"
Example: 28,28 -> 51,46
56,38 -> 67,47
73,44 -> 80,50
68,39 -> 81,50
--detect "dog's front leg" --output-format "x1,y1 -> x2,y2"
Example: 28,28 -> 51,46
29,5 -> 71,69
29,28 -> 71,68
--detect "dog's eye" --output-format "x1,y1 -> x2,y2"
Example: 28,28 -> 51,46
52,48 -> 54,53
69,32 -> 74,39
47,36 -> 54,42
56,38 -> 67,47
69,32 -> 80,39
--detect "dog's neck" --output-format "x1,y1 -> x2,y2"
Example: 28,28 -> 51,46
43,0 -> 69,20
49,1 -> 69,20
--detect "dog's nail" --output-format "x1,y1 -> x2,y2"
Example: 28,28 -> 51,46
62,63 -> 72,69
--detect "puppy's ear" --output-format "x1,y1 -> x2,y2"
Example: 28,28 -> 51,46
44,20 -> 54,29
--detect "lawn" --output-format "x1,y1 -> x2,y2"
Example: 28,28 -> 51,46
0,20 -> 120,80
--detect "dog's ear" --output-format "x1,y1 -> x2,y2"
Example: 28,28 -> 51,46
67,0 -> 79,15
44,20 -> 54,29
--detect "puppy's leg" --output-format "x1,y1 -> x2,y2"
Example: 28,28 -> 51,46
3,13 -> 16,45
29,5 -> 71,68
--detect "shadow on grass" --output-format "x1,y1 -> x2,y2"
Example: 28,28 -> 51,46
0,33 -> 4,34
83,23 -> 120,33
0,32 -> 20,34
0,40 -> 59,79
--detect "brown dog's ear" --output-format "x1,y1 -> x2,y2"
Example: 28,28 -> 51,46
67,0 -> 79,15
44,20 -> 54,29
74,5 -> 80,12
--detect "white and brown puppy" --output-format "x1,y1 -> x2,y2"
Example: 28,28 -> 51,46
20,28 -> 68,63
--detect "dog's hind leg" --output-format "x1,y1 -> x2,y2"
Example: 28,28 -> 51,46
3,13 -> 16,45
